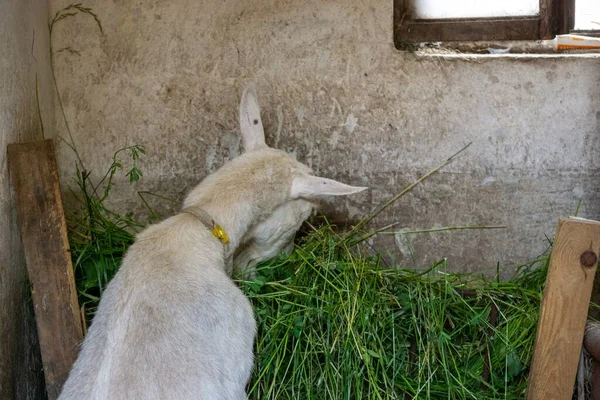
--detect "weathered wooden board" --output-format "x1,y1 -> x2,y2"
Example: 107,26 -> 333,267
527,217 -> 600,400
7,139 -> 83,400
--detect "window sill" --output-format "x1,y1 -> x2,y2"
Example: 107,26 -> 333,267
401,40 -> 600,59
414,51 -> 600,61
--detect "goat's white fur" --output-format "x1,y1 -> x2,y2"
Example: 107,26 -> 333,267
58,86 -> 366,400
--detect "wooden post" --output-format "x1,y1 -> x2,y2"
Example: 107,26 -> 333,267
584,322 -> 600,400
593,361 -> 600,400
7,139 -> 83,400
527,217 -> 600,400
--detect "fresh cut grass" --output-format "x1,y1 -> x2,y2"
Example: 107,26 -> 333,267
240,220 -> 547,400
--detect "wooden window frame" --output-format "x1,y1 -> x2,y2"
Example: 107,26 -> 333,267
394,0 -> 576,47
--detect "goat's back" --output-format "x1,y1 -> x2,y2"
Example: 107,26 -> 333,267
59,217 -> 256,400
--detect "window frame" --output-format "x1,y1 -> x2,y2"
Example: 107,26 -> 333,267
394,0 -> 575,46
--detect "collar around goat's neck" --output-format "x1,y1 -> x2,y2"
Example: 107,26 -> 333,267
180,206 -> 229,245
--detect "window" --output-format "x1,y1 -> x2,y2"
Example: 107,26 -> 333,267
394,0 -> 599,47
574,0 -> 600,32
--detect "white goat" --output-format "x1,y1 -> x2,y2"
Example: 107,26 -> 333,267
58,85 -> 367,400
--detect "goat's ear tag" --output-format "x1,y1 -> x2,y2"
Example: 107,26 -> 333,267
212,225 -> 229,244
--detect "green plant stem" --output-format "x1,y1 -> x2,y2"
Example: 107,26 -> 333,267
345,142 -> 472,242
349,224 -> 506,247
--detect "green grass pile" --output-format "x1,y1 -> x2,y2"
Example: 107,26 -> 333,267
241,221 -> 547,399
65,145 -> 551,399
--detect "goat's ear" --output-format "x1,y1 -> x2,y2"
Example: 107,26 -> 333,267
239,84 -> 267,152
291,175 -> 368,199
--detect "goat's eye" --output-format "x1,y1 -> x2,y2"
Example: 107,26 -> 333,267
253,119 -> 259,125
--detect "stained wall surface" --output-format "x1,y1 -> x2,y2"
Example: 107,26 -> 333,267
49,0 -> 600,277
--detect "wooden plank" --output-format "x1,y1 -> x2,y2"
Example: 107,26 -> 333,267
555,0 -> 576,34
539,0 -> 555,40
395,18 -> 541,44
7,139 -> 83,400
527,217 -> 600,400
541,0 -> 575,39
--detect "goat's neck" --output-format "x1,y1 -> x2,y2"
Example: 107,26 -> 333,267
194,202 -> 257,259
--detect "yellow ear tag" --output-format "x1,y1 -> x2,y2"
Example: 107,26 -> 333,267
212,225 -> 229,244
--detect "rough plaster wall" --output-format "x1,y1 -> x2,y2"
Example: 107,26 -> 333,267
50,0 -> 600,277
0,0 -> 54,398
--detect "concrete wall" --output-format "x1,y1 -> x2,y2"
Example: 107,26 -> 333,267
49,0 -> 600,277
0,0 -> 54,398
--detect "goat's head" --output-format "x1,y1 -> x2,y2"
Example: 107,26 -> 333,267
230,85 -> 366,276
